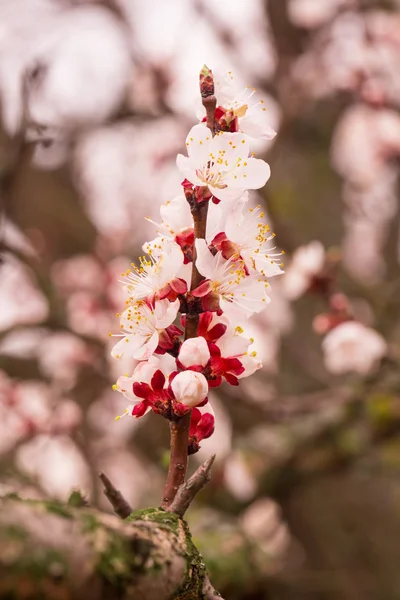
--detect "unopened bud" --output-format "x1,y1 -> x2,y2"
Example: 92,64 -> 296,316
178,336 -> 210,368
171,371 -> 208,407
199,64 -> 214,98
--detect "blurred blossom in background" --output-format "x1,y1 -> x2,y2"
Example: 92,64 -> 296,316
1,0 -> 400,598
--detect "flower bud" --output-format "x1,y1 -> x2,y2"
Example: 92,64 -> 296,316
178,336 -> 210,368
171,371 -> 208,407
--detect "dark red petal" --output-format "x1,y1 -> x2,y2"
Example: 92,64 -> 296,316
132,382 -> 152,399
196,413 -> 215,441
198,311 -> 213,336
131,401 -> 149,417
208,342 -> 221,358
151,369 -> 165,391
224,373 -> 239,386
208,376 -> 222,388
207,323 -> 227,341
189,407 -> 202,435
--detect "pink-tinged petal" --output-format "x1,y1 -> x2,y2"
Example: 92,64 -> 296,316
151,369 -> 165,391
158,283 -> 172,300
211,231 -> 228,248
210,131 -> 250,165
184,123 -> 213,163
170,277 -> 187,294
237,354 -> 262,378
154,298 -> 180,329
115,376 -> 140,401
192,279 -> 213,297
226,157 -> 271,190
166,324 -> 183,337
176,154 -> 204,186
195,239 -> 216,279
133,331 -> 159,361
218,332 -> 249,357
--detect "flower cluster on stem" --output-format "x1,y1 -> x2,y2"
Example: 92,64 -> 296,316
111,65 -> 283,507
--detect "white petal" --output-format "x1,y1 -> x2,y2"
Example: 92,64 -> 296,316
111,335 -> 144,360
116,376 -> 140,401
184,123 -> 213,164
154,298 -> 180,329
176,154 -> 204,186
226,157 -> 271,190
240,112 -> 277,141
133,331 -> 159,361
160,195 -> 193,234
195,239 -> 216,279
210,131 -> 250,166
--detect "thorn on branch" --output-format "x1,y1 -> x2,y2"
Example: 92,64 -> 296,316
166,454 -> 216,518
99,471 -> 133,519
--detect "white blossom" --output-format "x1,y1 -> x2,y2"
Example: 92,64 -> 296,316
208,69 -> 277,140
121,241 -> 186,302
322,321 -> 387,375
210,195 -> 284,278
111,298 -> 180,361
195,239 -> 270,319
177,124 -> 271,202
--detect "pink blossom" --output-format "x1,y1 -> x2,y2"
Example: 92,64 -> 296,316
322,321 -> 387,375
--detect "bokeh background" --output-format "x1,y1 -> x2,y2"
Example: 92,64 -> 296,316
1,0 -> 400,598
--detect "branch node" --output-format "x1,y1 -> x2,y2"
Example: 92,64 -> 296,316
166,454 -> 216,518
99,471 -> 133,519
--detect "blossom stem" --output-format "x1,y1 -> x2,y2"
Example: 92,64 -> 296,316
161,67 -> 216,510
161,201 -> 210,509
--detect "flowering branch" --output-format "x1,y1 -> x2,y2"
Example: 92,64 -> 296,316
111,64 -> 281,516
161,68 -> 217,509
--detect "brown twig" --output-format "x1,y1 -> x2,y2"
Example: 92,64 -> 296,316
99,471 -> 133,519
166,454 -> 216,518
161,67 -> 217,509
